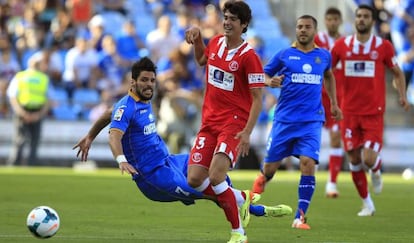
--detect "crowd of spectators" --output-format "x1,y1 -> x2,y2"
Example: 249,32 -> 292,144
2,0 -> 410,158
0,0 -> 271,155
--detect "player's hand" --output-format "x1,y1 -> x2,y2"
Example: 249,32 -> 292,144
331,105 -> 343,121
73,136 -> 93,162
400,96 -> 410,111
235,130 -> 251,159
266,75 -> 284,88
119,162 -> 138,175
185,27 -> 201,44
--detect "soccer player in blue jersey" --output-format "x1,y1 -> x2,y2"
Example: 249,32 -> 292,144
73,57 -> 292,219
251,15 -> 342,230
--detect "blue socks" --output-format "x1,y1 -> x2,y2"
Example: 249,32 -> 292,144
249,204 -> 265,216
295,175 -> 315,219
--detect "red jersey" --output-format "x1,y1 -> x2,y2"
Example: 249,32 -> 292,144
331,34 -> 398,115
202,34 -> 265,127
315,31 -> 337,50
315,31 -> 344,127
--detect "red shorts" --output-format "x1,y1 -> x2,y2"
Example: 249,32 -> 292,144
340,113 -> 384,152
188,122 -> 244,169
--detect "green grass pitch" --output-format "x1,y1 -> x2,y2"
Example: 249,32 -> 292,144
0,167 -> 413,243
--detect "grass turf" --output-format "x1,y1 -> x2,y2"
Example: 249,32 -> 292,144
0,167 -> 413,243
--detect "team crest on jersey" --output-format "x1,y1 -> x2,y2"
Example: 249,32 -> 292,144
114,108 -> 124,121
192,152 -> 202,163
148,113 -> 154,122
229,61 -> 239,71
315,56 -> 321,64
346,51 -> 352,57
370,51 -> 379,60
209,53 -> 215,60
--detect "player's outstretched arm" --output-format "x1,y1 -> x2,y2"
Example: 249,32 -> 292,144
73,107 -> 113,161
390,65 -> 410,111
108,128 -> 137,175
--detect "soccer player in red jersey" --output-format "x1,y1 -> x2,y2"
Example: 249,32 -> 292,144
314,7 -> 345,198
185,1 -> 265,242
331,4 -> 410,216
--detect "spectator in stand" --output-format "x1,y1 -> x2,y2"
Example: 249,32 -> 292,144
145,14 -> 181,63
100,0 -> 127,15
86,15 -> 106,52
88,89 -> 114,122
44,8 -> 77,50
90,8 -> 127,37
6,53 -> 53,166
31,0 -> 62,33
0,3 -> 12,34
62,35 -> 99,99
115,19 -> 147,64
173,6 -> 193,40
65,0 -> 93,32
314,7 -> 345,198
13,6 -> 42,68
201,3 -> 223,39
390,0 -> 414,88
0,35 -> 20,117
331,4 -> 409,217
97,34 -> 129,97
157,43 -> 204,153
31,46 -> 64,88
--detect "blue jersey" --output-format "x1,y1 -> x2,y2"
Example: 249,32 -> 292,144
264,44 -> 331,123
110,90 -> 169,174
109,91 -> 209,204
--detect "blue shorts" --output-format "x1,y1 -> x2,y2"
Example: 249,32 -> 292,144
264,121 -> 323,164
132,154 -> 203,205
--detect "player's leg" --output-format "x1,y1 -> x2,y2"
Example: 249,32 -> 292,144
341,115 -> 375,216
253,121 -> 291,194
325,124 -> 344,198
186,128 -> 251,230
348,149 -> 375,216
169,153 -> 291,217
290,122 -> 322,230
132,161 -> 205,205
361,114 -> 384,195
132,173 -> 194,204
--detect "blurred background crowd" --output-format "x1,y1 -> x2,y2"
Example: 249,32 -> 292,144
0,0 -> 413,168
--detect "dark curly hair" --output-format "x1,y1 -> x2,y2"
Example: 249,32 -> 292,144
131,57 -> 157,80
222,0 -> 252,33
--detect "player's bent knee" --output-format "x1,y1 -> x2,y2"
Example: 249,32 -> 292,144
187,176 -> 204,188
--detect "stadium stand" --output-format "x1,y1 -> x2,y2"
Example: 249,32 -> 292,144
0,0 -> 413,170
0,119 -> 413,171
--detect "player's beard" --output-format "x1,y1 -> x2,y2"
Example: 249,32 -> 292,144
297,34 -> 314,46
356,23 -> 372,35
134,85 -> 153,101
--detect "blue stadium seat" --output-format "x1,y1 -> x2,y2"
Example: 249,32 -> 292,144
252,17 -> 283,38
72,88 -> 101,120
52,104 -> 78,120
50,87 -> 69,105
262,36 -> 291,61
135,15 -> 156,40
245,0 -> 272,18
50,87 -> 77,120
